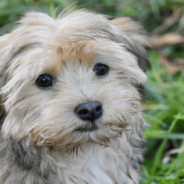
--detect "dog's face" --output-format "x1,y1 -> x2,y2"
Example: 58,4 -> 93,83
0,10 -> 149,152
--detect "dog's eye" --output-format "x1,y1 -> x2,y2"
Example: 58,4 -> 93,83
94,63 -> 109,76
36,74 -> 54,88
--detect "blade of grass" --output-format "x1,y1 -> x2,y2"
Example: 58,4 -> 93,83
151,113 -> 180,177
50,3 -> 56,19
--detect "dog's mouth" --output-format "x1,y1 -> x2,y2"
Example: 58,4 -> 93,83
75,122 -> 98,132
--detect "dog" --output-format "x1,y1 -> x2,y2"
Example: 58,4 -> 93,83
0,9 -> 150,184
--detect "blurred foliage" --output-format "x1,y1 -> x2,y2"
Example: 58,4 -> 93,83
1,0 -> 184,33
0,0 -> 184,183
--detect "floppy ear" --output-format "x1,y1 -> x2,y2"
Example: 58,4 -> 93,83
112,17 -> 151,48
0,34 -> 12,126
112,17 -> 151,100
111,17 -> 151,72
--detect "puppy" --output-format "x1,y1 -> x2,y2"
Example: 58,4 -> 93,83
0,10 -> 150,184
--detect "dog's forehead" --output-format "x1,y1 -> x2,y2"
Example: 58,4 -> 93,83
38,40 -> 100,76
39,39 -> 132,79
50,40 -> 99,65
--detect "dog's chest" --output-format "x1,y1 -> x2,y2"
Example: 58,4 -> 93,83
48,140 -> 137,184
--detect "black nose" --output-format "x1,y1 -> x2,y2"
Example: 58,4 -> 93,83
75,102 -> 103,122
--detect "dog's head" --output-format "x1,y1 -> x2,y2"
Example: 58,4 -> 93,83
0,10 -> 149,152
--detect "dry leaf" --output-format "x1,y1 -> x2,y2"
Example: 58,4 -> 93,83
151,33 -> 184,48
159,55 -> 184,74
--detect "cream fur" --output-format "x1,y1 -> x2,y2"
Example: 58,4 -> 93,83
0,9 -> 149,184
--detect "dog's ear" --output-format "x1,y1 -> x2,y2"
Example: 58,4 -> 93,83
111,17 -> 151,71
0,34 -> 12,125
111,17 -> 151,48
111,18 -> 151,100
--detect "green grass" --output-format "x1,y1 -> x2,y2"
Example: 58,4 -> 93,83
140,52 -> 184,184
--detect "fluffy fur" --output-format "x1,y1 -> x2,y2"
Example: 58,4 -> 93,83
0,10 -> 150,184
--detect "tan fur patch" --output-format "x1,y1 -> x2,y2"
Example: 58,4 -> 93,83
40,40 -> 99,78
